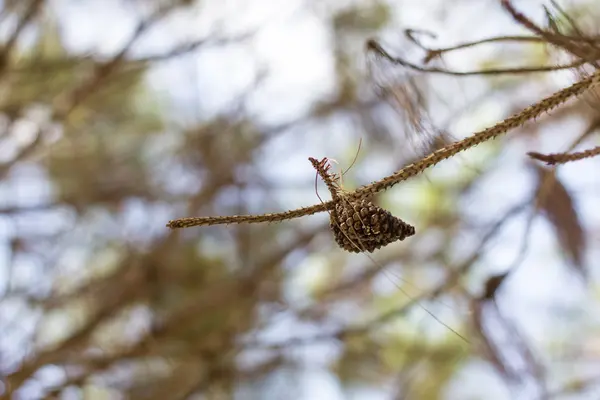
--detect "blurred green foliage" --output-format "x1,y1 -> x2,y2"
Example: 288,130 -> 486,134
1,1 -> 600,400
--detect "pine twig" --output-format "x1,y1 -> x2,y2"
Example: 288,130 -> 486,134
167,68 -> 600,230
166,203 -> 329,228
528,146 -> 600,165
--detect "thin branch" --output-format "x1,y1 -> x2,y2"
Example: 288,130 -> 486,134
367,39 -> 586,76
10,33 -> 255,76
545,1 -> 588,40
405,29 -> 547,64
0,0 -> 45,75
528,146 -> 600,165
0,203 -> 60,215
167,67 -> 600,229
167,202 -> 329,228
500,0 -> 600,63
52,2 -> 185,119
406,28 -> 545,50
528,119 -> 600,165
133,33 -> 255,63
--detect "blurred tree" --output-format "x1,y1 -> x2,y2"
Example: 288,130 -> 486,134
1,0 -> 600,400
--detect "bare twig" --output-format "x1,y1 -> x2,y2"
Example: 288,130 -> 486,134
528,146 -> 600,165
404,29 -> 545,63
528,119 -> 600,165
368,38 -> 586,75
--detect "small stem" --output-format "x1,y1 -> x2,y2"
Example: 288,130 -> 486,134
308,157 -> 340,201
166,203 -> 330,228
528,146 -> 600,165
367,39 -> 586,76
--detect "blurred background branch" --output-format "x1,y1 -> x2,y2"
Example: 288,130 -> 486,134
0,1 -> 600,399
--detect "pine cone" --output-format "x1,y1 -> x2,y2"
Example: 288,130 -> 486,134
330,198 -> 415,253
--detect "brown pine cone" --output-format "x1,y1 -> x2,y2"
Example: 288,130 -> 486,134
330,198 -> 415,253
